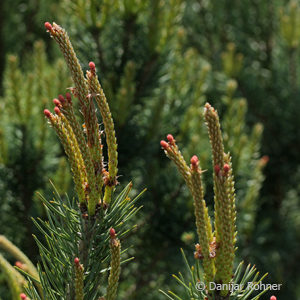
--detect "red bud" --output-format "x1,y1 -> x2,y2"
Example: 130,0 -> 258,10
270,297 -> 277,300
89,61 -> 96,71
20,294 -> 27,300
44,109 -> 51,118
44,22 -> 52,31
15,261 -> 23,268
190,155 -> 199,167
54,107 -> 61,115
214,164 -> 220,175
74,257 -> 80,265
223,164 -> 230,173
167,134 -> 175,144
65,92 -> 72,103
160,140 -> 169,149
58,94 -> 65,103
53,98 -> 61,107
110,228 -> 116,238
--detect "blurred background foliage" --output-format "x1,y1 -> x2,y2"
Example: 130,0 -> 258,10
0,0 -> 299,299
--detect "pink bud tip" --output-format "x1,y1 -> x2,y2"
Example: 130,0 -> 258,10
44,109 -> 51,118
65,92 -> 72,103
214,164 -> 220,175
74,257 -> 80,265
223,164 -> 230,173
110,228 -> 116,238
167,134 -> 175,144
54,107 -> 61,115
190,155 -> 199,167
20,294 -> 27,300
261,155 -> 269,164
58,94 -> 65,102
53,98 -> 61,107
89,61 -> 96,71
160,140 -> 169,149
270,296 -> 277,300
15,261 -> 23,268
44,22 -> 52,31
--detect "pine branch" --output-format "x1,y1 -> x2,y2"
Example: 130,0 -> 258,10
21,22 -> 143,300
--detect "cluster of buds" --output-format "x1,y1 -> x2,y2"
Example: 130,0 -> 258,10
160,134 -> 192,185
194,237 -> 219,260
160,103 -> 237,296
214,163 -> 230,177
42,22 -> 123,300
44,22 -> 119,216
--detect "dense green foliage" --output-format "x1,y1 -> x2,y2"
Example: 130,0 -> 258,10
0,0 -> 299,299
0,41 -> 71,248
